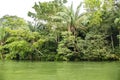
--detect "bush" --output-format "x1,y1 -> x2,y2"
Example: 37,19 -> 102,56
4,40 -> 33,60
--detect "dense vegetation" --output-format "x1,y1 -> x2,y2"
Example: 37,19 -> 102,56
0,0 -> 120,61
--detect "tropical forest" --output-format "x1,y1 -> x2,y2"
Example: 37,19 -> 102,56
0,0 -> 120,61
1,0 -> 120,80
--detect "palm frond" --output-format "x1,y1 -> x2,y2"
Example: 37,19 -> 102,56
75,2 -> 83,18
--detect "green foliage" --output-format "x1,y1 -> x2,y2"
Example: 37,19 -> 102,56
89,10 -> 102,26
1,0 -> 120,61
28,1 -> 63,21
1,27 -> 57,60
0,45 -> 3,54
33,38 -> 57,61
57,32 -> 83,61
83,33 -> 110,60
0,15 -> 27,29
4,40 -> 32,60
51,3 -> 85,35
57,31 -> 118,61
2,28 -> 40,60
57,32 -> 73,61
0,26 -> 6,41
84,0 -> 101,11
5,28 -> 40,42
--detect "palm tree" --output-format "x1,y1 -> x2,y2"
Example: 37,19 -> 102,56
51,3 -> 86,36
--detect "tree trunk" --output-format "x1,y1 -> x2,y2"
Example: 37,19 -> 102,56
68,26 -> 71,32
111,35 -> 114,51
118,31 -> 120,49
68,26 -> 76,36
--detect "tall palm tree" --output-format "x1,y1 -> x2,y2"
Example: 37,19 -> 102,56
51,3 -> 86,36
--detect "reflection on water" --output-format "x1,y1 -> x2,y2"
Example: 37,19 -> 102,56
0,61 -> 120,80
0,61 -> 5,80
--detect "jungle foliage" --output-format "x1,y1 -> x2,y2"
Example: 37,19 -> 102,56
0,0 -> 120,61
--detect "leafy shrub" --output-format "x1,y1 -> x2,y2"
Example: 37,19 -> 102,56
4,40 -> 33,60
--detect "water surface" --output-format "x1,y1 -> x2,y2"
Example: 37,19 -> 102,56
0,61 -> 120,80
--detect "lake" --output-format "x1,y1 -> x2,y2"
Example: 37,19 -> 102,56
0,61 -> 120,80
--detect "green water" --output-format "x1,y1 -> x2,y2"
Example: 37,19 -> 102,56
0,61 -> 120,80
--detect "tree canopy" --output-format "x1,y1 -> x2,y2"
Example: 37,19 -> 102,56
0,0 -> 120,61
